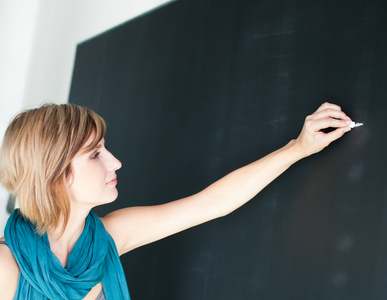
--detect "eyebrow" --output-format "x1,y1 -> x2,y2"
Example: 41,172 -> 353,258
93,138 -> 106,150
83,140 -> 102,154
82,138 -> 105,154
89,143 -> 102,153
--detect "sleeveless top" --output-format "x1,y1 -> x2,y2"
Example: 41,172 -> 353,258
0,240 -> 107,300
96,289 -> 106,300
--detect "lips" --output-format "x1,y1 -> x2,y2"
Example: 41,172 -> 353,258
106,176 -> 117,185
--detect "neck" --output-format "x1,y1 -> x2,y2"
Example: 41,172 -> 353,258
47,206 -> 91,267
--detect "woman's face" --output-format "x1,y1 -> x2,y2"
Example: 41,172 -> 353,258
67,134 -> 122,207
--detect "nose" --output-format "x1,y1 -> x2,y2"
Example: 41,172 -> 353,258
107,151 -> 122,171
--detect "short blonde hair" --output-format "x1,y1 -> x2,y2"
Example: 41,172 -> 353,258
0,103 -> 106,235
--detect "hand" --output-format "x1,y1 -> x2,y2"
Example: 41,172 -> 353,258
294,102 -> 352,157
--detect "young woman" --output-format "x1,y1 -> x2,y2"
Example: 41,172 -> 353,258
0,102 -> 352,299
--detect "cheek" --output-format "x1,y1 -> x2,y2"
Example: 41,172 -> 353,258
76,162 -> 105,183
69,177 -> 100,203
66,154 -> 115,204
68,167 -> 105,200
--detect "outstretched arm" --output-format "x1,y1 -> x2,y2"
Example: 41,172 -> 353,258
102,102 -> 352,255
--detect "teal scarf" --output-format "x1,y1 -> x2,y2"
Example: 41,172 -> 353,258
4,209 -> 130,300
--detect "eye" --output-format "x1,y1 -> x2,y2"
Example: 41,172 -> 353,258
91,152 -> 100,160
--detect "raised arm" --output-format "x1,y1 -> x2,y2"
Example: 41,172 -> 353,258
102,102 -> 352,255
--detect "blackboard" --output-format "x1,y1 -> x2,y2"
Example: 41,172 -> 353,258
69,0 -> 387,299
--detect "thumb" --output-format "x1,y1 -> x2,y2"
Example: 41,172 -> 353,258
323,126 -> 351,145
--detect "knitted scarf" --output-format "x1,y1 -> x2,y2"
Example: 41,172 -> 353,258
4,209 -> 130,300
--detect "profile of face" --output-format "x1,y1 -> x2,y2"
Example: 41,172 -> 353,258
67,133 -> 122,208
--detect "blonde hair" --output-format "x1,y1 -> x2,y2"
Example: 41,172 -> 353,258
0,103 -> 106,235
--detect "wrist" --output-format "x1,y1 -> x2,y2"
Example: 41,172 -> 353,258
282,139 -> 309,162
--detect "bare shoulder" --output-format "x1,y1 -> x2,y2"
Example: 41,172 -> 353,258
100,208 -> 137,255
0,237 -> 19,299
100,206 -> 153,255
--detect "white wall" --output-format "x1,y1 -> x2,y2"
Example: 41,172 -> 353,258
0,0 -> 173,236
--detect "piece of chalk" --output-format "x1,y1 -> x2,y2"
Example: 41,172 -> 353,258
348,122 -> 363,128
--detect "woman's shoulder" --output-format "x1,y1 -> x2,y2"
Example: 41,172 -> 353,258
0,237 -> 19,299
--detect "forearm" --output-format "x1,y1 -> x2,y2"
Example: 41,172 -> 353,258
202,139 -> 306,217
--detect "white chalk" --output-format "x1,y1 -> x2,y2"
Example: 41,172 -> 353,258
349,122 -> 363,128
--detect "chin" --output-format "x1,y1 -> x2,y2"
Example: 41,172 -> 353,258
106,191 -> 119,203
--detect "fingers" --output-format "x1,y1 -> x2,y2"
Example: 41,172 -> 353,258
320,126 -> 352,145
306,114 -> 351,132
307,102 -> 352,132
311,107 -> 349,122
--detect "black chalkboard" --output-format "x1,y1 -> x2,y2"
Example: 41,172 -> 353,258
69,0 -> 387,299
